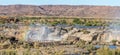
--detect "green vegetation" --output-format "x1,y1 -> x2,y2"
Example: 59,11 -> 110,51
96,46 -> 120,55
0,16 -> 108,26
86,44 -> 96,51
111,40 -> 117,43
72,18 -> 107,26
73,18 -> 82,24
75,40 -> 86,48
81,29 -> 90,34
0,49 -> 17,55
49,20 -> 60,25
1,33 -> 120,55
0,16 -> 115,55
111,40 -> 117,45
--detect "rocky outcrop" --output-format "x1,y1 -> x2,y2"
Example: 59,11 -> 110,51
61,28 -> 78,41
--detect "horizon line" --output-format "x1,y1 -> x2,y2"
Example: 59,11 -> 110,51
0,4 -> 120,7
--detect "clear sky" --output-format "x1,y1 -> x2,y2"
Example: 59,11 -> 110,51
0,0 -> 120,6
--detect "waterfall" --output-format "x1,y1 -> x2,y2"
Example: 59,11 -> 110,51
107,22 -> 120,42
25,24 -> 62,42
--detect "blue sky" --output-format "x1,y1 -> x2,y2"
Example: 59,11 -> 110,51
0,0 -> 120,6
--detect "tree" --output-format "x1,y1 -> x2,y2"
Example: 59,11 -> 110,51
73,18 -> 81,24
60,20 -> 67,24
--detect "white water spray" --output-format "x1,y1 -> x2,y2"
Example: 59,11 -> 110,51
25,24 -> 62,42
107,20 -> 120,42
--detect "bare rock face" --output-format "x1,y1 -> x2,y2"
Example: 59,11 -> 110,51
61,28 -> 99,42
61,28 -> 78,41
70,29 -> 96,42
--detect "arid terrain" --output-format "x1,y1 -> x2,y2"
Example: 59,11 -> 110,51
1,5 -> 120,55
0,5 -> 120,18
0,16 -> 120,55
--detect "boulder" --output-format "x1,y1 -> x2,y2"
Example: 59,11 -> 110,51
61,28 -> 79,41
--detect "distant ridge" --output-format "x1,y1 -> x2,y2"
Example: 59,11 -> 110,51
0,5 -> 120,18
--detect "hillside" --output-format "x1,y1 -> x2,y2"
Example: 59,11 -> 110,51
0,5 -> 120,18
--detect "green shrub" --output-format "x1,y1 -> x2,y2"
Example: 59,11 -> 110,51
83,30 -> 90,34
96,46 -> 120,55
75,40 -> 86,48
50,20 -> 60,25
0,49 -> 17,55
73,18 -> 81,24
60,20 -> 67,24
85,44 -> 96,51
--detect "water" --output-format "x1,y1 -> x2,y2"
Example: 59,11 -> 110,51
109,45 -> 117,49
0,23 -> 102,42
107,22 -> 120,42
95,45 -> 101,49
25,24 -> 62,42
95,45 -> 117,49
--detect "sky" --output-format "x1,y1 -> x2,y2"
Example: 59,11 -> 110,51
0,0 -> 120,6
